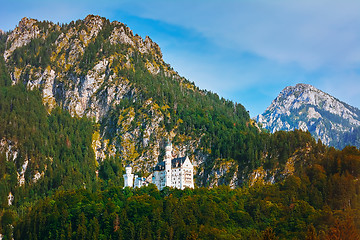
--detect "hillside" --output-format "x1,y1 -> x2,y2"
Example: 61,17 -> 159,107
0,14 -> 275,202
256,83 -> 360,149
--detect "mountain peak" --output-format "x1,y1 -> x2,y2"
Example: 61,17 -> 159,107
282,83 -> 319,96
4,17 -> 43,60
83,14 -> 104,28
257,83 -> 360,148
287,83 -> 317,92
18,17 -> 38,30
84,14 -> 103,21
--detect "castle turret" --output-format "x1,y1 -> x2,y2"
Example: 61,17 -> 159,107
164,140 -> 172,187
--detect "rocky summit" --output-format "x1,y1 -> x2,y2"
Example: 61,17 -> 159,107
256,83 -> 360,148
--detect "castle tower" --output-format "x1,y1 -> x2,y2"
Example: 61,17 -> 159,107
123,165 -> 134,188
164,140 -> 172,187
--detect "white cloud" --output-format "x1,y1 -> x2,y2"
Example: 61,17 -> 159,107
319,71 -> 360,110
121,0 -> 360,70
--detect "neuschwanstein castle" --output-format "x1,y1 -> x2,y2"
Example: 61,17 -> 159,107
123,141 -> 194,190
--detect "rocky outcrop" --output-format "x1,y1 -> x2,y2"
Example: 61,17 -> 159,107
109,24 -> 135,46
0,138 -> 18,162
0,138 -> 44,187
4,17 -> 42,61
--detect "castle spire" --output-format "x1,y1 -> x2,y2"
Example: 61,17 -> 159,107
165,138 -> 172,160
123,165 -> 134,188
164,138 -> 172,187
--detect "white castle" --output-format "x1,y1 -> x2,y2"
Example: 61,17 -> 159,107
152,141 -> 194,190
123,141 -> 194,190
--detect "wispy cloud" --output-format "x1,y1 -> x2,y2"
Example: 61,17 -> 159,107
120,0 -> 360,70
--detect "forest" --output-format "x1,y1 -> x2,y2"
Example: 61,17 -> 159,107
6,146 -> 360,240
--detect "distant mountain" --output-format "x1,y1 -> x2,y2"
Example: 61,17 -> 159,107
256,83 -> 360,149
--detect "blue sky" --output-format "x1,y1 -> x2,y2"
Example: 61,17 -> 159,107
1,0 -> 360,117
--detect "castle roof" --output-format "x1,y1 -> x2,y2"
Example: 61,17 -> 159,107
171,157 -> 187,168
153,157 -> 187,171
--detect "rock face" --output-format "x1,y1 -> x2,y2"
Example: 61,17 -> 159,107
4,15 -> 172,122
256,83 -> 360,148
